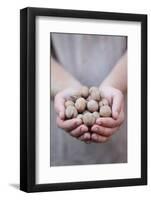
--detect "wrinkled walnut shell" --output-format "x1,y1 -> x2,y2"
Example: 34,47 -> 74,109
93,111 -> 100,120
80,86 -> 89,98
65,100 -> 74,108
87,100 -> 99,112
77,114 -> 83,121
75,97 -> 86,113
83,110 -> 89,115
89,87 -> 101,101
99,98 -> 109,107
99,105 -> 112,117
65,105 -> 78,119
83,112 -> 96,126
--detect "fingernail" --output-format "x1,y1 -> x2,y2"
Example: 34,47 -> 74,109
95,127 -> 98,131
97,120 -> 101,125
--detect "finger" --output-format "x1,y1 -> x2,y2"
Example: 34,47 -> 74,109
96,117 -> 119,128
91,133 -> 109,143
79,132 -> 91,143
91,125 -> 120,136
54,94 -> 65,120
56,117 -> 82,131
112,92 -> 123,120
70,125 -> 88,138
96,111 -> 124,128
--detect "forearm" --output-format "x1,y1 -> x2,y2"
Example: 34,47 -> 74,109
51,57 -> 82,96
100,51 -> 127,93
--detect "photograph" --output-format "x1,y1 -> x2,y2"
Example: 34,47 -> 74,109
50,33 -> 127,166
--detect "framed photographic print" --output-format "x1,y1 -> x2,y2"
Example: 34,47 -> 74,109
20,7 -> 147,192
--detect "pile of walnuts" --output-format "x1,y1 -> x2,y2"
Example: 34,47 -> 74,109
65,86 -> 112,127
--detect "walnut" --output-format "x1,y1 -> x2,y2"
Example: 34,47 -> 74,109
80,86 -> 89,98
83,112 -> 96,126
93,111 -> 100,120
75,97 -> 86,113
89,87 -> 101,101
62,86 -> 113,125
65,100 -> 74,108
83,110 -> 89,115
87,99 -> 99,112
99,105 -> 112,117
99,98 -> 109,107
77,114 -> 83,121
65,105 -> 78,119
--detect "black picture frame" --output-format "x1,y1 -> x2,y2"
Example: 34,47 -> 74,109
20,7 -> 147,193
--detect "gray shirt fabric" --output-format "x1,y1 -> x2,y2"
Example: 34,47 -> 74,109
50,33 -> 127,166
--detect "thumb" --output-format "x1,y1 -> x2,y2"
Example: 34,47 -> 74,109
54,94 -> 65,120
112,92 -> 123,120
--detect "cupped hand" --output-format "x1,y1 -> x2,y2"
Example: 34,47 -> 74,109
54,88 -> 89,139
91,86 -> 125,143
